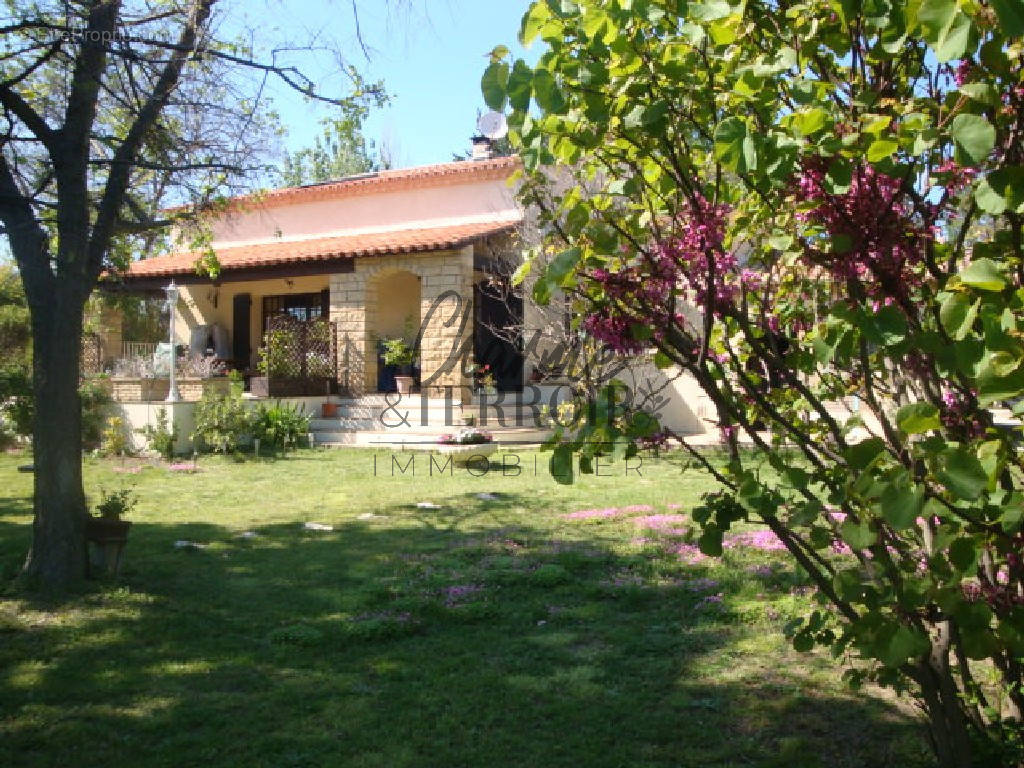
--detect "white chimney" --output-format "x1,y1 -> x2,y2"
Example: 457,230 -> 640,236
470,135 -> 492,161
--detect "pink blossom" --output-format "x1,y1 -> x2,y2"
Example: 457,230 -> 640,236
725,530 -> 787,551
634,514 -> 688,531
562,508 -> 620,520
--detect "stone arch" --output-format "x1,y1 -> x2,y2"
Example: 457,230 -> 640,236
364,267 -> 421,392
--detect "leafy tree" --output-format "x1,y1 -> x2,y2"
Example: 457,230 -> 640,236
488,1 -> 1024,765
0,1 -> 378,588
280,96 -> 386,186
0,261 -> 32,434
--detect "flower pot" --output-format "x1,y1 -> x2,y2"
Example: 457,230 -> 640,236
395,375 -> 415,395
85,517 -> 132,576
321,402 -> 338,418
435,441 -> 498,466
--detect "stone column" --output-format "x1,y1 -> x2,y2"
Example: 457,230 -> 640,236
330,271 -> 368,396
97,304 -> 123,366
419,246 -> 473,402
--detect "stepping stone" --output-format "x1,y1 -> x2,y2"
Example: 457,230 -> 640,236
303,522 -> 333,531
415,502 -> 440,509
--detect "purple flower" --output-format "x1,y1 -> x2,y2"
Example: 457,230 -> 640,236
634,514 -> 688,530
563,508 -> 620,520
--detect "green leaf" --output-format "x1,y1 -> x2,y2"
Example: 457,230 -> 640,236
992,0 -> 1024,36
547,246 -> 581,286
714,117 -> 756,173
896,402 -> 940,434
948,537 -> 977,572
488,45 -> 510,63
950,114 -> 996,165
519,1 -> 552,45
481,62 -> 509,111
653,351 -> 674,369
867,139 -> 899,163
690,0 -> 733,22
917,0 -> 956,43
511,259 -> 531,287
880,481 -> 925,530
698,527 -> 724,557
937,447 -> 989,500
882,625 -> 929,667
550,444 -> 574,485
933,12 -> 972,62
532,69 -> 565,113
940,292 -> 980,339
792,632 -> 814,652
959,257 -> 1006,291
506,59 -> 533,112
974,167 -> 1024,216
841,518 -> 877,550
845,438 -> 886,471
825,159 -> 852,194
793,107 -> 828,136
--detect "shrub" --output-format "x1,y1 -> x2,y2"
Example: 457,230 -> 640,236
191,375 -> 249,453
94,488 -> 136,521
99,416 -> 132,457
137,407 -> 178,460
249,401 -> 311,452
79,379 -> 112,450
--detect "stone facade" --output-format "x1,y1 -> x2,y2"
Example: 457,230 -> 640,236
109,377 -> 232,403
331,246 -> 474,401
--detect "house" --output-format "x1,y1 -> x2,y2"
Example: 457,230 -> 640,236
104,151 -> 719,450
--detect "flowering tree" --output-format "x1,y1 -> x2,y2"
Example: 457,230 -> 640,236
486,1 -> 1024,765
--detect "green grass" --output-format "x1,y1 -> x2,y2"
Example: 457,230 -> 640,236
0,447 -> 933,767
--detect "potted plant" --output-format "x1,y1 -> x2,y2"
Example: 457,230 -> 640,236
436,427 -> 497,465
86,488 -> 135,576
381,337 -> 417,394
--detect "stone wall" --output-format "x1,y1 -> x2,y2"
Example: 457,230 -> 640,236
330,247 -> 474,401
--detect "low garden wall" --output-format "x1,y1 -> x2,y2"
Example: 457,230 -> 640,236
109,377 -> 232,404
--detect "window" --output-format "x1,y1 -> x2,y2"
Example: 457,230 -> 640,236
261,290 -> 329,331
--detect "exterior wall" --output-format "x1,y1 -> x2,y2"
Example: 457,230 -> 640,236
207,179 -> 519,247
173,274 -> 330,367
114,395 -> 327,456
331,246 -> 473,399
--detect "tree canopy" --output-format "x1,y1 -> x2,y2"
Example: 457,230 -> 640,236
487,1 -> 1024,765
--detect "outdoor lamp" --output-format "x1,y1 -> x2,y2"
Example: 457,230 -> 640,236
164,280 -> 181,403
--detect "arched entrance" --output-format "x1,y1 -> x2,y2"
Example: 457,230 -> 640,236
365,269 -> 421,392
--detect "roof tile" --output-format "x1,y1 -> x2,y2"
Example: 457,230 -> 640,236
123,219 -> 518,279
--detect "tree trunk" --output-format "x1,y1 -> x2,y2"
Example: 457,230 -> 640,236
21,290 -> 89,588
914,647 -> 975,768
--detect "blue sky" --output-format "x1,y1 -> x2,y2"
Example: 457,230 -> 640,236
246,0 -> 537,169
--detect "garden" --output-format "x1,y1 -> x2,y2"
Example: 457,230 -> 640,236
0,447 -> 932,767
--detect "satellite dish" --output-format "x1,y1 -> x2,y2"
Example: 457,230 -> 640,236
477,111 -> 508,140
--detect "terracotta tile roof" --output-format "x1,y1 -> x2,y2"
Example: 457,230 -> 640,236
173,156 -> 521,214
122,219 -> 519,279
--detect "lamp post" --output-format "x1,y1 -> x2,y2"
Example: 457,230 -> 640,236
164,280 -> 181,403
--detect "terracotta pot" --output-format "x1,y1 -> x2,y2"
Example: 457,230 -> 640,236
395,375 -> 415,395
321,402 -> 338,418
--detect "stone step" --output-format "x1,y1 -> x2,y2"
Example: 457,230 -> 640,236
313,427 -> 551,448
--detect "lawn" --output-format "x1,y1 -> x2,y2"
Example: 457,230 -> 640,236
0,447 -> 933,767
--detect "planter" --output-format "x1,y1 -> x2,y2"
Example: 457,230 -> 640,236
434,441 -> 498,466
182,377 -> 233,401
395,375 -> 415,395
250,376 -> 334,398
322,402 -> 339,418
110,377 -> 169,402
85,517 -> 132,576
